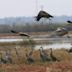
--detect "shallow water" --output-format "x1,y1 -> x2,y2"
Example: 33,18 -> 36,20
0,38 -> 72,49
0,39 -> 23,42
0,38 -> 72,43
35,43 -> 72,50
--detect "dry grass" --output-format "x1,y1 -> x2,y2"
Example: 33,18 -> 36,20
0,44 -> 72,63
0,31 -> 72,72
0,43 -> 72,72
0,62 -> 72,72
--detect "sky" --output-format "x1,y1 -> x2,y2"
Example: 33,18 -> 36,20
0,0 -> 72,18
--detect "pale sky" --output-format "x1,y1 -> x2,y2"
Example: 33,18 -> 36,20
0,0 -> 72,18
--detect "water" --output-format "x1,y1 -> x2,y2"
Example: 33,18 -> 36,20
0,38 -> 72,49
0,38 -> 72,43
0,39 -> 23,42
35,43 -> 72,50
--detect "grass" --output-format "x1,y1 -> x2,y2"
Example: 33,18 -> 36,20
0,32 -> 72,72
0,43 -> 72,64
0,44 -> 72,72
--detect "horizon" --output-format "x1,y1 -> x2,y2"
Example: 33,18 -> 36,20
0,15 -> 72,19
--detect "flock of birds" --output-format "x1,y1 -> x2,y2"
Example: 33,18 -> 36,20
0,45 -> 72,64
11,10 -> 72,38
0,47 -> 60,64
0,10 -> 72,64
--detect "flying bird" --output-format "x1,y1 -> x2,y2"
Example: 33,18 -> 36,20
55,28 -> 68,36
67,20 -> 72,23
36,10 -> 53,21
11,30 -> 30,37
50,27 -> 70,38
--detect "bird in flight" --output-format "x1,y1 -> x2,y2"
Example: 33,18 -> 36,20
11,30 -> 30,37
36,10 -> 53,21
67,20 -> 72,23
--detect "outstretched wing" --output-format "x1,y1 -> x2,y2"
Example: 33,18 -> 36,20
19,32 -> 30,37
11,30 -> 30,37
11,30 -> 18,33
36,10 -> 53,21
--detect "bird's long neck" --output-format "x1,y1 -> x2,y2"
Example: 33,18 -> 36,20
50,48 -> 53,56
29,49 -> 33,56
0,53 -> 2,59
41,47 -> 44,52
39,49 -> 43,55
